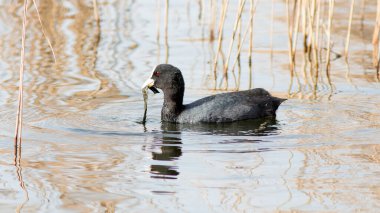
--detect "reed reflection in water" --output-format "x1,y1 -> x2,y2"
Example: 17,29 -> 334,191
0,0 -> 379,212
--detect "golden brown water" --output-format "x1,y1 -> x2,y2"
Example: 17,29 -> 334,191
0,0 -> 379,212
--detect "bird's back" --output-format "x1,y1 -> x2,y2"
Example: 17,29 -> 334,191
176,88 -> 285,123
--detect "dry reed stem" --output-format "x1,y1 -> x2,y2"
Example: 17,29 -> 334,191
292,0 -> 302,95
344,0 -> 355,59
286,0 -> 293,74
315,0 -> 321,51
232,0 -> 257,75
377,59 -> 380,81
92,0 -> 99,21
200,0 -> 204,22
301,0 -> 307,53
373,0 -> 380,67
156,0 -> 161,63
306,0 -> 320,86
311,0 -> 321,90
235,2 -> 243,90
234,29 -> 246,89
15,0 -> 28,144
156,0 -> 161,42
286,0 -> 301,77
212,0 -> 230,89
287,0 -> 303,97
232,20 -> 248,75
325,0 -> 334,80
164,0 -> 169,63
248,0 -> 255,89
222,0 -> 246,90
308,0 -> 317,58
286,0 -> 295,95
270,0 -> 274,53
300,0 -> 312,87
301,51 -> 310,88
360,0 -> 365,19
292,1 -> 301,56
210,0 -> 216,41
32,0 -> 56,63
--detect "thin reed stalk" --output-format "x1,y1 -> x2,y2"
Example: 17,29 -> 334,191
32,0 -> 56,63
286,0 -> 293,75
232,0 -> 257,75
232,21 -> 250,87
270,0 -> 274,53
156,0 -> 161,63
248,0 -> 255,89
164,0 -> 169,63
311,0 -> 321,91
15,0 -> 28,144
292,1 -> 301,59
235,5 -> 243,90
377,59 -> 380,81
315,0 -> 321,55
156,0 -> 161,42
301,49 -> 310,88
305,0 -> 320,87
286,0 -> 301,77
325,0 -> 335,80
222,0 -> 246,90
286,0 -> 295,95
373,0 -> 380,67
210,0 -> 216,40
301,0 -> 307,54
199,0 -> 204,22
212,0 -> 230,89
92,0 -> 99,21
344,0 -> 355,59
360,0 -> 365,27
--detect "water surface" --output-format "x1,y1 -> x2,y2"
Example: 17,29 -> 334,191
0,0 -> 379,212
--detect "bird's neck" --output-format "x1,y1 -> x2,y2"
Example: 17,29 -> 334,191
162,88 -> 184,122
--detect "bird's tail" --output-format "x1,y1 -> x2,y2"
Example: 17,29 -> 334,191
274,98 -> 286,110
266,97 -> 286,117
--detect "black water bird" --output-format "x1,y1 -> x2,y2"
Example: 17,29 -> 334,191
142,64 -> 286,123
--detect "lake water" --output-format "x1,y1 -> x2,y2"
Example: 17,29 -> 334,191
0,0 -> 379,212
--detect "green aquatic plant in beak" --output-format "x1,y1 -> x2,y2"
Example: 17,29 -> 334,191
141,69 -> 161,124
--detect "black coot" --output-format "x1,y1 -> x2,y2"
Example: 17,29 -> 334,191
142,64 -> 286,123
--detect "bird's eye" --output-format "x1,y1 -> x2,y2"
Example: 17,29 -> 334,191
154,71 -> 160,77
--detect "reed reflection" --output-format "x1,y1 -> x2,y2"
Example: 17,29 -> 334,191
14,141 -> 29,213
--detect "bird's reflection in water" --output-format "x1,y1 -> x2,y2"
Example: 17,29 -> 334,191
150,165 -> 179,179
169,116 -> 280,136
150,124 -> 182,179
149,117 -> 280,179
